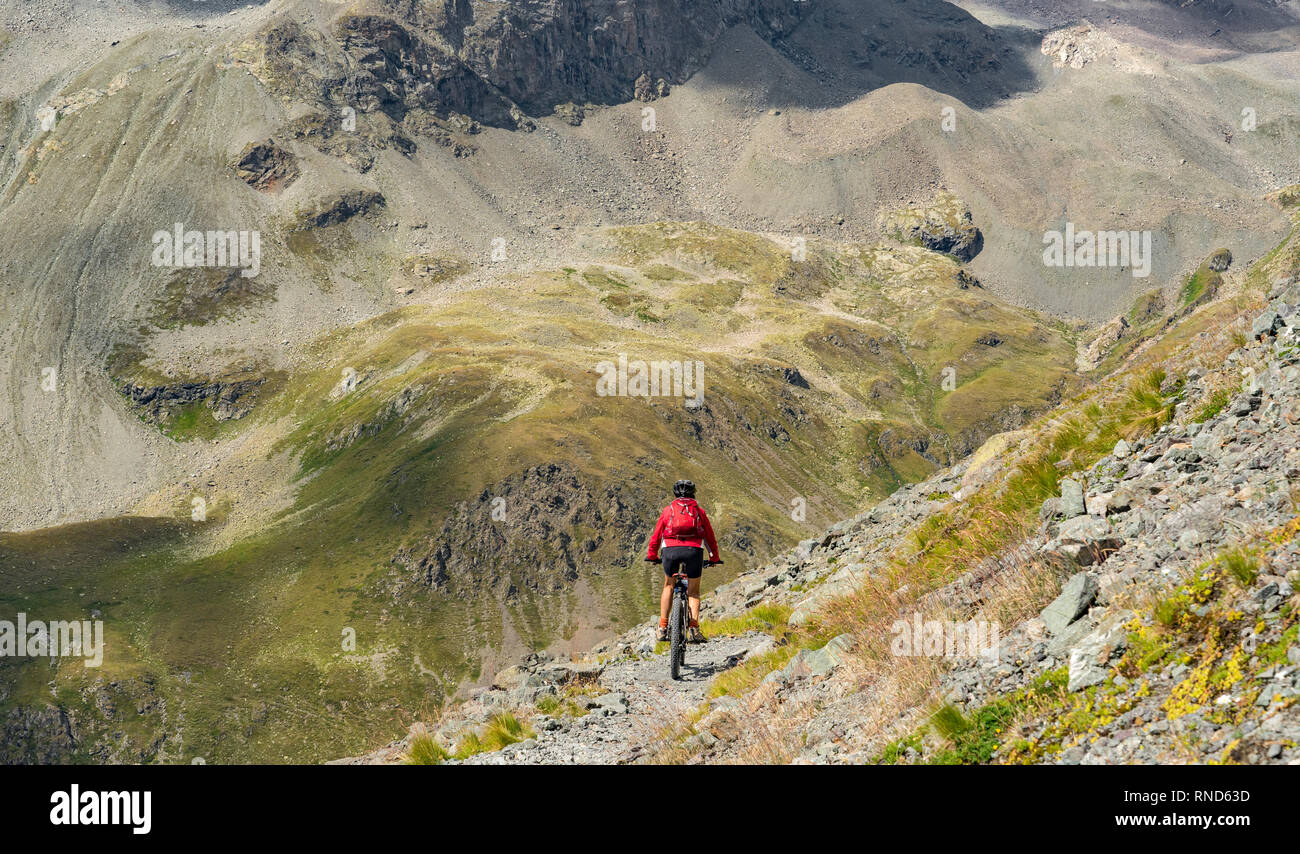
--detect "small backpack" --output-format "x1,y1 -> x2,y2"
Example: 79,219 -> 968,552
665,499 -> 703,539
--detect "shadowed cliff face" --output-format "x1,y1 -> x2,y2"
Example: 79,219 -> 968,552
243,0 -> 814,130
243,0 -> 1037,131
448,0 -> 810,112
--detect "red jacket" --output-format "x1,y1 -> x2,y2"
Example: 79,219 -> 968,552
646,498 -> 720,561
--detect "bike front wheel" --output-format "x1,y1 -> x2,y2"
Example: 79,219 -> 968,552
669,590 -> 685,681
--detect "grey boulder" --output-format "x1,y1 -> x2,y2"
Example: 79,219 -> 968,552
1040,572 -> 1099,635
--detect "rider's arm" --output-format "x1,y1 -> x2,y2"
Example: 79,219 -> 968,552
699,506 -> 720,562
645,508 -> 667,561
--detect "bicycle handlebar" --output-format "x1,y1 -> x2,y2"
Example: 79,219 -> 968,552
646,557 -> 722,564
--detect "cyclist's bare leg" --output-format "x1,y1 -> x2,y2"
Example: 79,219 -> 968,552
659,574 -> 674,624
687,577 -> 702,623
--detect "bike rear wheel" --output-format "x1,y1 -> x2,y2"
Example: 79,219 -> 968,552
669,590 -> 685,680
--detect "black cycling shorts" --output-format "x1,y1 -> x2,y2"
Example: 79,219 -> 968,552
661,546 -> 704,579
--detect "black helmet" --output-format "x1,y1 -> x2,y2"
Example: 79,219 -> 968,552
673,479 -> 696,498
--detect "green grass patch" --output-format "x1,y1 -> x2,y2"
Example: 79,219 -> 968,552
700,603 -> 792,640
706,622 -> 832,699
582,268 -> 629,290
643,263 -> 694,282
876,731 -> 926,764
1180,265 -> 1222,309
888,670 -> 1071,765
150,266 -> 274,330
1120,626 -> 1178,678
1257,624 -> 1300,668
1121,368 -> 1176,440
707,645 -> 799,699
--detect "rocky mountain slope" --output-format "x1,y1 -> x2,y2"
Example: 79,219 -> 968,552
2,0 -> 1300,764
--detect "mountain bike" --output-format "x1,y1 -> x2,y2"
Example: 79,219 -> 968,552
667,571 -> 689,681
662,559 -> 721,681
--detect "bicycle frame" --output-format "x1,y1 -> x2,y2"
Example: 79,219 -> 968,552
672,572 -> 690,599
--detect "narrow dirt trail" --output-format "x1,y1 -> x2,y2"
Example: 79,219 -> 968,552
456,632 -> 765,765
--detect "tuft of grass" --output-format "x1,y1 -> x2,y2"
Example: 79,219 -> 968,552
404,732 -> 449,765
1154,596 -> 1186,629
1149,570 -> 1220,631
536,693 -> 587,718
1120,624 -> 1178,678
933,669 -> 1071,765
1192,388 -> 1231,424
931,704 -> 970,740
1256,624 -> 1300,667
876,731 -> 926,764
1120,368 -> 1174,440
1218,547 -> 1259,588
705,619 -> 834,701
454,712 -> 534,759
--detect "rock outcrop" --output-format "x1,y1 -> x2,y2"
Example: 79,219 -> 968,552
878,191 -> 983,261
235,0 -> 812,169
230,140 -> 300,192
382,463 -> 657,602
291,189 -> 386,230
